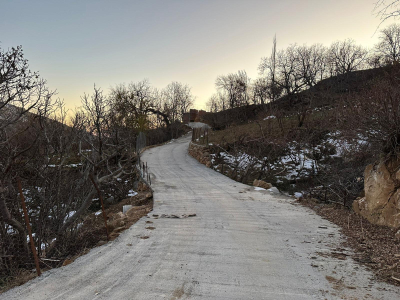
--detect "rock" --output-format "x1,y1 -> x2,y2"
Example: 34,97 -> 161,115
145,192 -> 153,199
107,211 -> 127,231
395,230 -> 400,240
62,258 -> 73,266
137,182 -> 149,192
253,179 -> 272,190
97,240 -> 107,246
113,226 -> 126,233
109,232 -> 120,240
353,159 -> 400,228
352,198 -> 362,215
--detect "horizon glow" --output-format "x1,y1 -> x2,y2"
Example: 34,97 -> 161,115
0,0 -> 390,112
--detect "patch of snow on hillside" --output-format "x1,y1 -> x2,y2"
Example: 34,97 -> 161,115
128,190 -> 138,197
219,152 -> 262,169
64,211 -> 76,223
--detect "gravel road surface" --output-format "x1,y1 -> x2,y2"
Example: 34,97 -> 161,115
2,134 -> 400,299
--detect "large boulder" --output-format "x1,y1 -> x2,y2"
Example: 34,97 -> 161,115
253,179 -> 272,190
353,160 -> 400,228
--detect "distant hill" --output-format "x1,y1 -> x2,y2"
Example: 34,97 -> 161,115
202,65 -> 399,129
0,102 -> 64,129
274,65 -> 397,111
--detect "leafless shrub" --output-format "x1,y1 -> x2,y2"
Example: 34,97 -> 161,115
215,70 -> 250,109
343,66 -> 400,157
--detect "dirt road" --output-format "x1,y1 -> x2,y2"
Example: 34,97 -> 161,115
2,134 -> 400,299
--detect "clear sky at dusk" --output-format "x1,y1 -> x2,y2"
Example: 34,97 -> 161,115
0,0 -> 388,111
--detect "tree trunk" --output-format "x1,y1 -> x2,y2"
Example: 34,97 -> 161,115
0,196 -> 30,255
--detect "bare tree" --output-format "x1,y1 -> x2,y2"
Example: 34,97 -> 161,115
0,46 -> 55,256
162,81 -> 194,122
110,80 -> 154,130
215,73 -> 236,109
375,0 -> 400,24
0,46 -> 54,128
81,86 -> 108,156
58,86 -> 138,236
260,43 -> 326,102
215,70 -> 250,109
206,92 -> 227,112
206,94 -> 220,113
375,23 -> 400,64
327,39 -> 368,75
251,77 -> 269,106
296,44 -> 327,88
367,51 -> 386,68
109,80 -> 175,129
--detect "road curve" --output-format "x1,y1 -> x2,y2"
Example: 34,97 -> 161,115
2,134 -> 400,300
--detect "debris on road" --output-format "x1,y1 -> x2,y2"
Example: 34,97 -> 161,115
150,213 -> 197,219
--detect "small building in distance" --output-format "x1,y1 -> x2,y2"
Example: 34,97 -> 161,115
183,109 -> 206,124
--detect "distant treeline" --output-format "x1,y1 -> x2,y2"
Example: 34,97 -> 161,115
207,24 -> 400,112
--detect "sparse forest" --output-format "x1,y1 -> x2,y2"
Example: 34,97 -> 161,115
207,23 -> 400,112
203,22 -> 400,207
188,22 -> 400,284
0,46 -> 193,288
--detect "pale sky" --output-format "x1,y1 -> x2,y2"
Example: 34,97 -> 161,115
0,0 -> 389,111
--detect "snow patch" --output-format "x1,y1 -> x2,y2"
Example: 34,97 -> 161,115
264,115 -> 276,120
254,187 -> 266,191
294,192 -> 303,198
64,211 -> 76,223
127,190 -> 138,197
268,187 -> 280,193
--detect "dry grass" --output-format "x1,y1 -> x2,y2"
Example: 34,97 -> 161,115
299,198 -> 400,286
0,190 -> 153,294
208,109 -> 336,145
0,269 -> 37,294
204,105 -> 400,287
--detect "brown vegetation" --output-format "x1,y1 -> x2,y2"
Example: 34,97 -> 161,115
299,199 -> 400,286
0,190 -> 153,293
193,62 -> 400,288
0,45 -> 191,291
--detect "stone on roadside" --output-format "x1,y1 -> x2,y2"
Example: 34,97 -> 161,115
353,159 -> 400,228
253,179 -> 272,190
97,240 -> 107,246
137,181 -> 150,191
